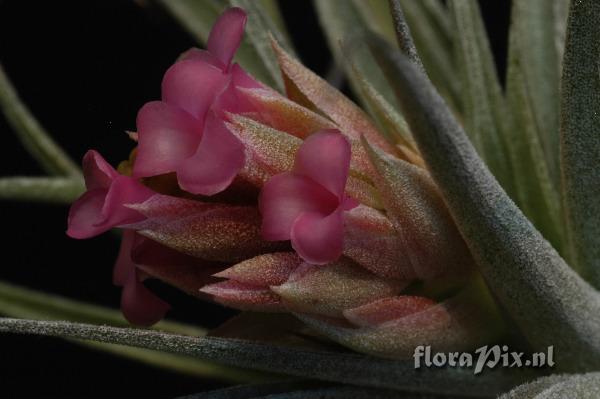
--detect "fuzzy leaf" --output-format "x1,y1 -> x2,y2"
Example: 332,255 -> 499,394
0,64 -> 81,177
505,0 -> 564,250
560,0 -> 600,288
499,373 -> 600,399
0,177 -> 84,204
369,38 -> 600,371
0,317 -> 531,396
0,281 -> 264,382
388,0 -> 424,70
449,0 -> 514,195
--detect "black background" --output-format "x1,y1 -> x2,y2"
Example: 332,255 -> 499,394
0,1 -> 510,397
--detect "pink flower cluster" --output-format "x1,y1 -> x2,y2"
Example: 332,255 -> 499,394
67,8 -> 357,325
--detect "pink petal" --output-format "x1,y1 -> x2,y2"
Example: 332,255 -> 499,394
113,229 -> 136,286
121,271 -> 170,326
206,7 -> 247,69
98,176 -> 154,229
161,60 -> 228,119
231,63 -> 262,89
290,208 -> 344,265
179,48 -> 225,69
133,101 -> 203,178
294,130 -> 352,199
66,189 -> 109,239
176,113 -> 245,195
82,150 -> 118,190
259,172 -> 338,241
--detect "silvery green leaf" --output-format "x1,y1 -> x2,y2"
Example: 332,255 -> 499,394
0,177 -> 84,204
0,64 -> 80,177
388,0 -> 424,70
179,384 -> 413,399
368,38 -> 600,372
560,0 -> 600,288
0,281 -> 264,382
499,373 -> 600,399
157,0 -> 292,90
175,381 -> 317,399
0,318 -> 531,396
505,1 -> 564,251
394,0 -> 460,112
449,0 -> 515,197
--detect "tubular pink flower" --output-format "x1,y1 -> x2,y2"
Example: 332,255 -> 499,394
259,130 -> 359,264
66,150 -> 154,239
113,231 -> 170,326
132,7 -> 259,196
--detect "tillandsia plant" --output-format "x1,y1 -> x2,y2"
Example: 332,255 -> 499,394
1,0 -> 600,397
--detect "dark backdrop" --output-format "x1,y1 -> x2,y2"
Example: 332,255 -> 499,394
0,1 -> 510,397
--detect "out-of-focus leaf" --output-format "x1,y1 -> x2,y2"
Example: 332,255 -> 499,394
499,373 -> 600,398
341,38 -> 418,155
511,0 -> 563,187
0,281 -> 265,382
157,0 -> 294,90
560,0 -> 600,287
554,0 -> 571,69
0,64 -> 80,177
369,38 -> 600,372
351,0 -> 396,44
395,0 -> 460,112
0,317 -> 530,396
313,0 -> 399,114
449,0 -> 514,196
505,0 -> 564,250
0,177 -> 84,204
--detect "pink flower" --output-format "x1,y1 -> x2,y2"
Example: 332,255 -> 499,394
132,7 -> 261,195
113,231 -> 170,326
66,150 -> 154,239
259,130 -> 359,264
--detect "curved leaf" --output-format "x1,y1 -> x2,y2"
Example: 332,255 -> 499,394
369,38 -> 600,372
388,0 -> 423,70
0,281 -> 265,382
0,177 -> 84,204
0,318 -> 530,396
560,0 -> 600,288
0,64 -> 80,177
